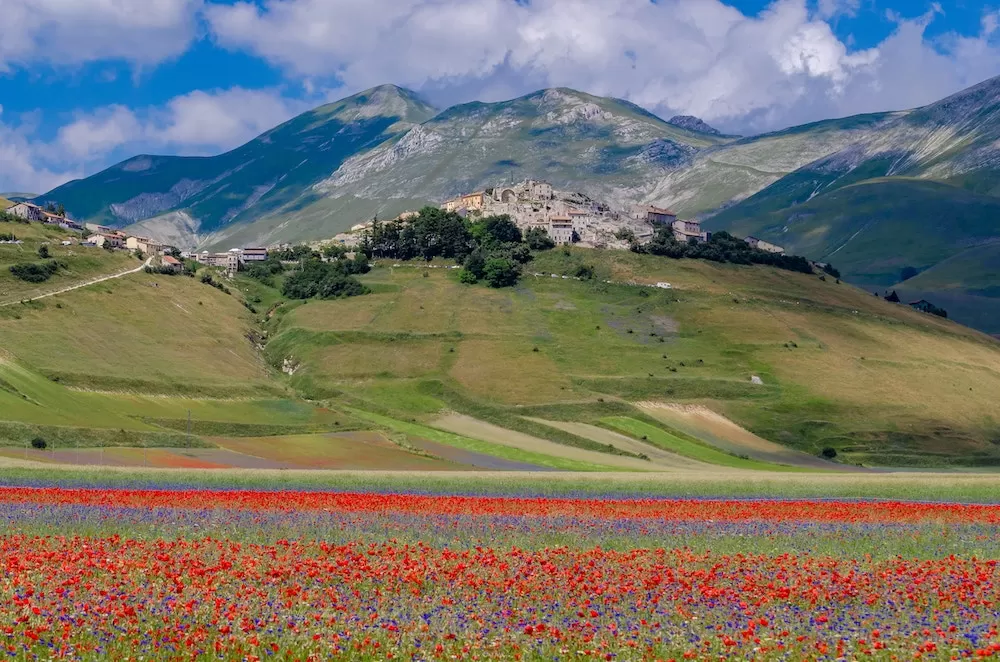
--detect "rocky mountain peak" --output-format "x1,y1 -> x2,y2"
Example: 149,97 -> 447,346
667,115 -> 722,136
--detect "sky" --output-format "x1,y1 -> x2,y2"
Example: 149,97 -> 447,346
2,0 -> 1000,195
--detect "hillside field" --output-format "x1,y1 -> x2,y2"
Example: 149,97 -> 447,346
1,239 -> 998,470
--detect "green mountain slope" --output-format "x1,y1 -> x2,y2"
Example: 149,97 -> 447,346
43,85 -> 437,241
311,87 -> 729,213
716,177 -> 1000,333
2,243 -> 999,467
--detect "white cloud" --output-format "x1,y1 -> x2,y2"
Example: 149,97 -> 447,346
0,0 -> 200,70
205,0 -> 1000,134
8,87 -> 309,194
56,106 -> 143,160
153,88 -> 308,148
816,0 -> 861,20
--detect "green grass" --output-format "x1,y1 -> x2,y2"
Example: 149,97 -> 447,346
600,416 -> 801,471
348,409 -> 619,472
715,176 -> 1000,333
0,221 -> 137,304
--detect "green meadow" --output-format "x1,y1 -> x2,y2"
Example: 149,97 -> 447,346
1,239 -> 999,472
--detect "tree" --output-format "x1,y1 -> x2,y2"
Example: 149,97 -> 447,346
458,268 -> 478,284
37,244 -> 49,259
168,247 -> 182,259
477,214 -> 522,246
30,437 -> 47,450
821,447 -> 837,459
524,227 -> 555,251
885,290 -> 900,303
463,249 -> 486,280
56,204 -> 65,217
482,256 -> 520,288
574,264 -> 596,280
45,202 -> 56,213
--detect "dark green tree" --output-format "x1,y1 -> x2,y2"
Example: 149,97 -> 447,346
482,256 -> 520,288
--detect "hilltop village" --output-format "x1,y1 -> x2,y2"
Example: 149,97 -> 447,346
332,179 -> 786,256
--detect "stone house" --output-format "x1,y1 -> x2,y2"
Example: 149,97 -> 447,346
7,202 -> 43,222
745,236 -> 784,254
87,233 -> 125,249
126,236 -> 164,255
548,217 -> 574,245
161,255 -> 183,273
672,218 -> 707,243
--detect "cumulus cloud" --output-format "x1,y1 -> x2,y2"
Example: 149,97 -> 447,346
8,87 -> 309,194
205,0 -> 1000,133
0,0 -> 200,70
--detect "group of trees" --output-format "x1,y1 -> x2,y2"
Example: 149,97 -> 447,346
9,260 -> 63,283
361,207 -> 546,288
632,228 -> 814,274
281,254 -> 370,300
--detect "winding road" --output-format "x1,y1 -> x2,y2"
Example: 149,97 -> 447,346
0,257 -> 153,307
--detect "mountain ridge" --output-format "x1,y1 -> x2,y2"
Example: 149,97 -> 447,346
36,76 -> 1000,332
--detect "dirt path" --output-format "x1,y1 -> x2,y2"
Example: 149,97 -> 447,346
526,418 -> 717,470
432,413 -> 689,472
0,257 -> 151,307
635,402 -> 843,470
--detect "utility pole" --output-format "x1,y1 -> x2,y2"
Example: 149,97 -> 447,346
187,409 -> 192,437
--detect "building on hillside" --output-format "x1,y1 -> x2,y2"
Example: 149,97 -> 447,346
59,219 -> 83,231
161,255 -> 183,273
671,218 -> 708,243
126,236 -> 164,255
909,299 -> 935,313
395,211 -> 419,221
634,205 -> 678,226
85,223 -> 114,234
7,202 -> 43,222
745,236 -> 785,254
241,247 -> 268,262
226,249 -> 242,275
548,217 -> 574,245
86,233 -> 125,249
40,210 -> 67,225
195,251 -> 230,268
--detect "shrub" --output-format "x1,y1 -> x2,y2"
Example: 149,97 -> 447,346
458,269 -> 478,284
821,447 -> 838,459
30,437 -> 47,450
574,264 -> 596,280
37,245 -> 50,259
9,261 -> 61,283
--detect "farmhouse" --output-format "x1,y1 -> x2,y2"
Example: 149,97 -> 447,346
745,236 -> 785,254
161,255 -> 183,273
634,205 -> 678,226
86,233 -> 125,249
909,300 -> 935,313
126,236 -> 164,255
7,202 -> 43,222
672,218 -> 708,243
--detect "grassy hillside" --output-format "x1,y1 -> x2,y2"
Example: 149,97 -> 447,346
716,177 -> 1000,332
0,221 -> 137,304
2,239 -> 998,469
260,250 -> 1000,467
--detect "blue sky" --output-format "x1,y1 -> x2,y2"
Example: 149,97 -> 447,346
2,0 -> 999,194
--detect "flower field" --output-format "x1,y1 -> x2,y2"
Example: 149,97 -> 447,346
2,483 -> 1000,660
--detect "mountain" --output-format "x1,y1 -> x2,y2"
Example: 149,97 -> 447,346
708,76 -> 1000,333
667,115 -> 723,136
36,76 -> 1000,332
42,85 -> 437,246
